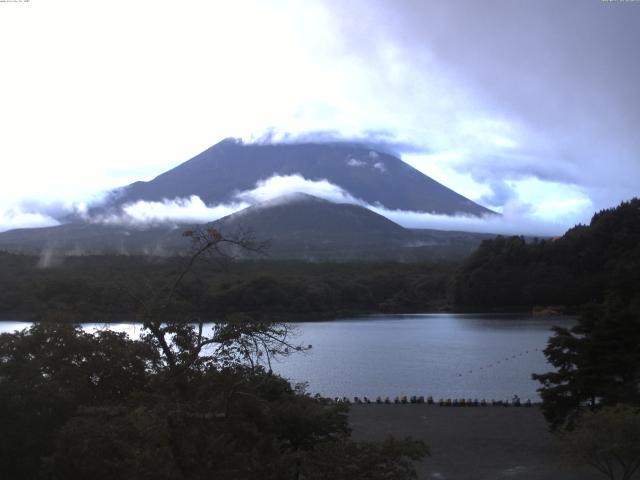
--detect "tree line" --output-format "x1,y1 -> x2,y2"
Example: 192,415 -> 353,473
0,254 -> 455,321
453,198 -> 640,311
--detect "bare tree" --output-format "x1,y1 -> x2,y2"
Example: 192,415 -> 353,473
127,227 -> 306,381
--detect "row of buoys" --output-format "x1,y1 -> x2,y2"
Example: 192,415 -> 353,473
438,397 -> 533,407
457,348 -> 542,377
330,395 -> 535,406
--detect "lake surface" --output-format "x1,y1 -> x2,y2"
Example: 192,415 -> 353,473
0,314 -> 572,401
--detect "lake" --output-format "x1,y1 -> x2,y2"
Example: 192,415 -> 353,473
0,314 -> 571,401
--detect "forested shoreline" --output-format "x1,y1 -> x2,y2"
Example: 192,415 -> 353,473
2,199 -> 638,322
0,255 -> 457,322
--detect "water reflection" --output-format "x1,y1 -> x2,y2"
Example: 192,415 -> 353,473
276,314 -> 573,400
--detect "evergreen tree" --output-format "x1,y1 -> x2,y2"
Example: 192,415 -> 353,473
533,298 -> 640,430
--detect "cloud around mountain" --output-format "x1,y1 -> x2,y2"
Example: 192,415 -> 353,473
80,174 -> 567,236
0,206 -> 60,233
85,196 -> 250,227
0,140 -> 575,236
235,175 -> 361,205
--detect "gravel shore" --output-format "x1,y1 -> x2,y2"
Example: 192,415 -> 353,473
349,404 -> 601,480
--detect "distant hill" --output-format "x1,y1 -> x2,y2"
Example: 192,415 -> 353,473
101,139 -> 492,216
212,192 -> 406,241
0,194 -> 494,261
452,198 -> 640,310
210,193 -> 491,260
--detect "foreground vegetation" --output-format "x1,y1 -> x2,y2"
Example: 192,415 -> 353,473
0,322 -> 428,479
0,229 -> 428,479
561,406 -> 640,480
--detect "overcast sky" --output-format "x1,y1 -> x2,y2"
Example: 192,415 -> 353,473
1,0 -> 638,233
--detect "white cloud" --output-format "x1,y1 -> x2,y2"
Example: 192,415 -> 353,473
232,174 -> 588,236
0,206 -> 60,233
373,161 -> 387,173
347,157 -> 366,167
234,174 -> 585,236
371,206 -> 566,237
84,175 -> 362,227
0,166 -> 594,238
77,173 -> 590,237
235,174 -> 362,205
1,0 -> 635,233
347,156 -> 387,173
90,196 -> 249,226
1,0 -> 587,226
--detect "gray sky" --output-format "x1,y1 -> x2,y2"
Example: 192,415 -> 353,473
1,0 -> 638,233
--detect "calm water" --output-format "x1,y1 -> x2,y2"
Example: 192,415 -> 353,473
0,314 -> 571,401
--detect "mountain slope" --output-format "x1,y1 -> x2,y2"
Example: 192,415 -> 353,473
106,139 -> 492,216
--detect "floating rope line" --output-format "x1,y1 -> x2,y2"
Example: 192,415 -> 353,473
456,348 -> 542,377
